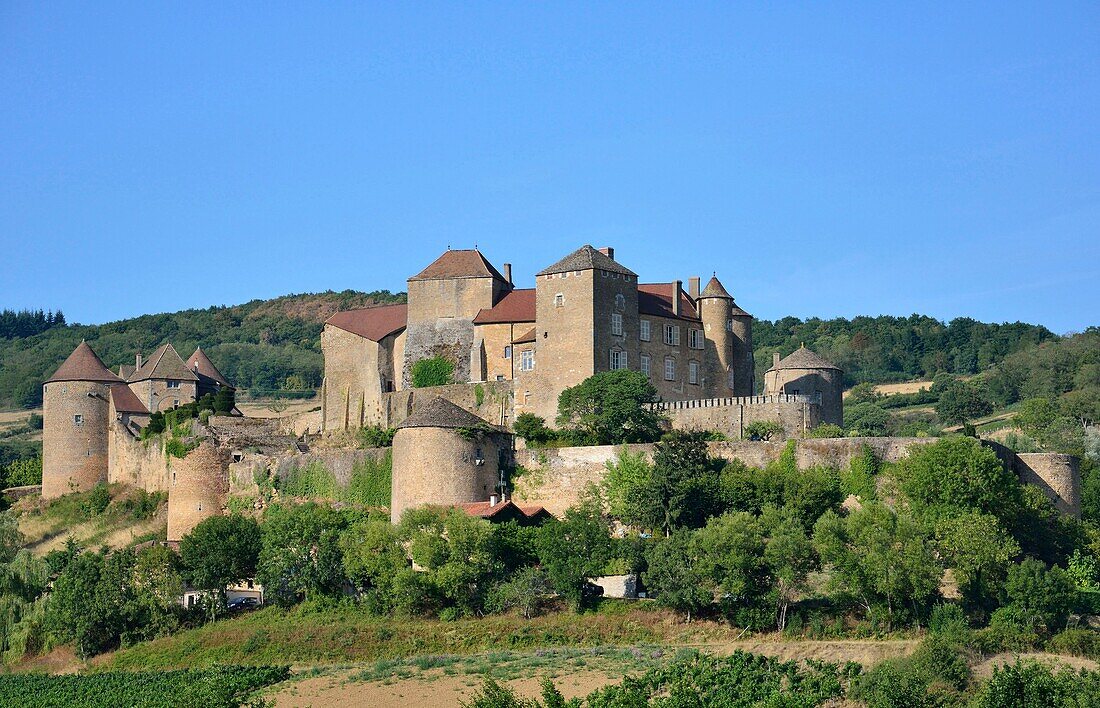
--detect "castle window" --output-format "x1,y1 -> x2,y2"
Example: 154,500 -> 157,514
611,313 -> 623,336
73,414 -> 84,425
689,329 -> 703,349
726,319 -> 733,332
640,355 -> 650,376
166,380 -> 181,389
554,293 -> 565,308
664,324 -> 680,346
504,345 -> 512,359
609,349 -> 627,370
689,361 -> 699,385
640,320 -> 651,341
615,294 -> 625,310
520,349 -> 535,372
664,358 -> 676,381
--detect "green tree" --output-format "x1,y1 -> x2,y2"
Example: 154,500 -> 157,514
257,503 -> 348,605
742,420 -> 784,441
179,514 -> 261,619
410,356 -> 454,388
213,386 -> 235,414
0,513 -> 23,565
935,512 -> 1019,617
1001,558 -> 1076,633
339,517 -> 407,613
813,503 -> 941,628
535,497 -> 612,611
643,531 -> 711,621
127,545 -> 185,641
488,566 -> 553,619
761,506 -> 816,631
844,401 -> 891,436
513,413 -> 554,445
4,458 -> 41,487
894,436 -> 1022,522
556,370 -> 663,445
934,380 -> 993,425
640,431 -> 720,535
692,511 -> 770,625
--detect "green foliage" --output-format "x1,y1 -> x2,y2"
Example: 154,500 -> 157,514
357,425 -> 395,448
486,566 -> 553,619
894,436 -> 1022,522
555,370 -> 664,445
278,453 -> 391,506
852,636 -> 971,707
840,445 -> 879,500
179,515 -> 261,617
536,498 -> 613,612
844,401 -> 891,436
340,516 -> 407,613
1000,558 -> 1076,633
691,511 -> 771,627
642,531 -> 711,621
807,423 -> 845,438
213,386 -> 236,414
257,503 -> 351,605
935,512 -> 1019,618
934,379 -> 993,425
742,419 -> 784,441
474,383 -> 485,407
720,450 -> 843,530
410,356 -> 455,388
83,483 -> 111,516
3,457 -> 41,487
602,448 -> 652,524
513,413 -> 558,445
813,503 -> 941,628
634,431 -> 721,534
0,665 -> 290,708
972,659 -> 1100,707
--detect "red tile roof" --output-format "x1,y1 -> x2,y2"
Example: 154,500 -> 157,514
638,284 -> 701,322
512,327 -> 536,344
456,500 -> 550,519
187,347 -> 232,388
110,384 -> 149,414
325,303 -> 408,342
473,289 -> 535,324
410,249 -> 508,282
46,342 -> 123,384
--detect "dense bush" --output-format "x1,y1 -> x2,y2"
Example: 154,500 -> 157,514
410,356 -> 455,388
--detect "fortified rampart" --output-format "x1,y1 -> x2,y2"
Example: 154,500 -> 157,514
167,441 -> 232,541
655,394 -> 823,440
108,422 -> 170,493
983,440 -> 1081,516
375,380 -> 514,429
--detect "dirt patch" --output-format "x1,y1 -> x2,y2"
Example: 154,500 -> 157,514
0,408 -> 41,426
10,646 -> 83,675
872,382 -> 932,396
972,652 -> 1099,679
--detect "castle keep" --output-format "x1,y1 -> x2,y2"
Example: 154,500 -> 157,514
320,244 -> 844,435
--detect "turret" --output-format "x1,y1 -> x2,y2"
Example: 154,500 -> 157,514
698,275 -> 754,396
42,341 -> 122,498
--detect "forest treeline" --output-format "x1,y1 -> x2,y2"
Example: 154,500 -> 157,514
0,291 -> 1070,410
0,309 -> 66,340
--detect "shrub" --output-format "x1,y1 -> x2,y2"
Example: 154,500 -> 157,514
1049,628 -> 1100,658
82,483 -> 111,516
807,423 -> 845,438
357,426 -> 396,448
513,413 -> 554,444
743,420 -> 783,441
410,356 -> 454,388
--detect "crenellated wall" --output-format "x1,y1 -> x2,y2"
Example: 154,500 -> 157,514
655,394 -> 824,440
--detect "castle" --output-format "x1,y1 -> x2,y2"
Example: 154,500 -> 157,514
321,244 -> 844,434
41,341 -> 234,499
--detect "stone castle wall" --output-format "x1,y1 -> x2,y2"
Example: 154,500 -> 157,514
377,380 -> 514,429
108,422 -> 170,493
656,395 -> 824,440
391,427 -> 505,524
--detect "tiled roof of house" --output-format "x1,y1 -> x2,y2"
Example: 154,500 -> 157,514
512,327 -> 537,344
638,283 -> 701,322
325,303 -> 408,342
767,345 -> 841,372
187,347 -> 232,388
536,245 -> 636,277
473,289 -> 535,324
128,343 -> 199,383
456,500 -> 550,520
46,341 -> 123,384
410,249 -> 509,282
109,384 -> 149,414
118,365 -> 136,379
396,396 -> 504,431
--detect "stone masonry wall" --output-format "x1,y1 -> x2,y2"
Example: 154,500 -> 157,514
378,380 -> 514,429
108,422 -> 170,493
657,395 -> 823,440
42,380 -> 112,499
167,441 -> 231,541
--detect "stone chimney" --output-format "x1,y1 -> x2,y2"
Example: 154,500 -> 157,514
503,263 -> 512,285
598,246 -> 615,261
688,276 -> 700,299
672,280 -> 682,316
773,352 -> 781,368
489,493 -> 500,507
136,352 -> 143,369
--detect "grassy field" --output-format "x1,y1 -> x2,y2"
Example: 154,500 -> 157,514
12,485 -> 167,555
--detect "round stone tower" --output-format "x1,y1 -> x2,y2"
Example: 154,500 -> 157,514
167,440 -> 231,541
42,341 -> 123,499
763,345 -> 843,427
390,396 -> 509,524
697,275 -> 754,397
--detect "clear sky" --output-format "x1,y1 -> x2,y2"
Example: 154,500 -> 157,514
1,3 -> 1097,333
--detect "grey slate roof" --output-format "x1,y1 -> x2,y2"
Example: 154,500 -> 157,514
766,345 -> 841,372
187,347 -> 232,388
128,343 -> 199,383
536,245 -> 637,277
396,397 -> 505,431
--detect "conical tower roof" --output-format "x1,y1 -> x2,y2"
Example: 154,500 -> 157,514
187,347 -> 232,388
766,345 -> 841,372
699,275 -> 732,299
397,396 -> 504,431
128,343 -> 199,383
537,245 -> 636,277
46,341 -> 123,384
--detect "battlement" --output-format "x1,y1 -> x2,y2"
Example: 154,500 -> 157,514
651,393 -> 822,411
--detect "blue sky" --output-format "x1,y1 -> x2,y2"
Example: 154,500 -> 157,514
1,3 -> 1097,333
